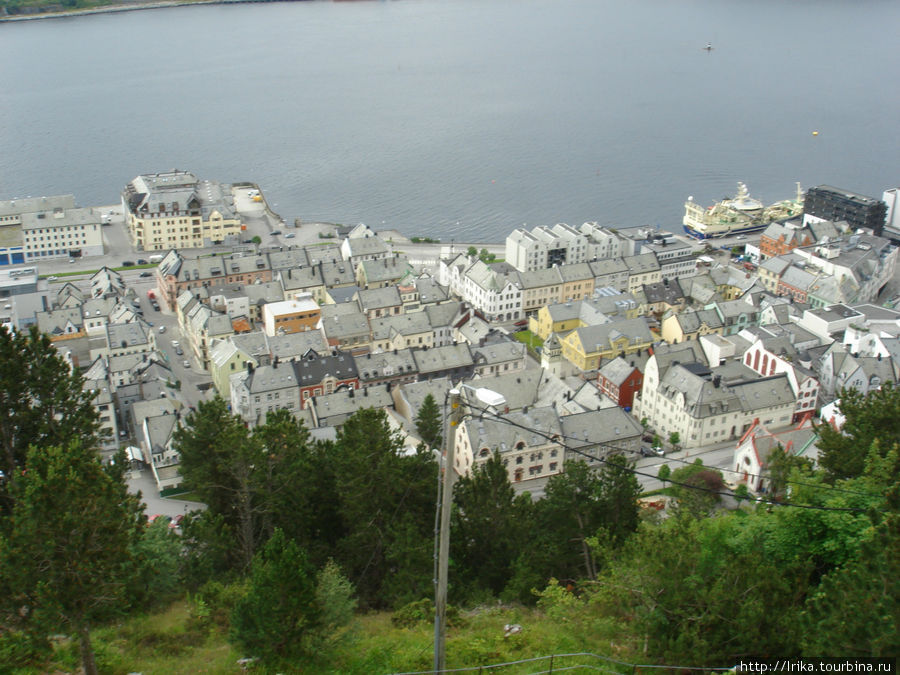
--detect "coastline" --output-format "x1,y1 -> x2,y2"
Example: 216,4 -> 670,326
0,0 -> 225,23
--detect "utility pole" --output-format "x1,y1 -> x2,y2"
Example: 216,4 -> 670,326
434,387 -> 462,674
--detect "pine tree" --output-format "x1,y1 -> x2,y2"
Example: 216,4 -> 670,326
0,443 -> 144,675
0,326 -> 104,511
230,529 -> 318,664
414,392 -> 442,449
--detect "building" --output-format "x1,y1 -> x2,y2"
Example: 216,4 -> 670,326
732,418 -> 817,494
559,317 -> 654,372
454,406 -> 564,486
156,250 -> 273,309
505,223 -> 589,272
0,195 -> 78,266
262,295 -> 321,336
804,185 -> 887,236
598,357 -> 644,409
632,359 -> 796,450
122,170 -> 243,251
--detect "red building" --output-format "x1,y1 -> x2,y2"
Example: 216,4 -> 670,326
597,356 -> 643,409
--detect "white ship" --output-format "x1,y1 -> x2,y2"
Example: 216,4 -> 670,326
683,182 -> 804,239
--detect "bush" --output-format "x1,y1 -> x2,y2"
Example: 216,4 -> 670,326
391,598 -> 462,629
0,630 -> 52,671
391,598 -> 433,628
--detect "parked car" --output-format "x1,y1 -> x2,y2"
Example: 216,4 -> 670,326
652,445 -> 665,456
47,275 -> 58,281
270,230 -> 282,236
139,271 -> 152,277
158,326 -> 166,334
284,232 -> 295,239
171,340 -> 179,347
514,319 -> 528,328
183,360 -> 191,368
122,260 -> 135,267
175,347 -> 183,356
150,302 -> 160,311
136,258 -> 148,265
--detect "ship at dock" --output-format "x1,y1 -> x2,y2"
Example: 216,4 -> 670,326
683,182 -> 804,239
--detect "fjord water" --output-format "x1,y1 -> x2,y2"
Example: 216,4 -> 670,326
0,0 -> 897,243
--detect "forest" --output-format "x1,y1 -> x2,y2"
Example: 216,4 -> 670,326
0,325 -> 897,673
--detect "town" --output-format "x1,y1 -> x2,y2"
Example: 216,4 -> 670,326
1,170 -> 899,508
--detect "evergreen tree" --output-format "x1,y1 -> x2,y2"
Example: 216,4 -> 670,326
595,454 -> 642,546
414,393 -> 442,450
452,451 -> 532,599
331,408 -> 436,608
0,326 -> 104,511
816,383 -> 900,481
230,529 -> 318,664
0,443 -> 144,675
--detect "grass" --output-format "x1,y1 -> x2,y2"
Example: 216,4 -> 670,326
165,491 -> 205,503
513,329 -> 543,351
41,263 -> 156,279
39,598 -> 628,675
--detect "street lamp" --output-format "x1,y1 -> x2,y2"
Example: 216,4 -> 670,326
434,384 -> 506,673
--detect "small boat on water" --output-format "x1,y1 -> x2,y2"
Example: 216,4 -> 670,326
704,42 -> 713,51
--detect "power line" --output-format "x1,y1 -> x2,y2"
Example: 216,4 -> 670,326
461,402 -> 877,514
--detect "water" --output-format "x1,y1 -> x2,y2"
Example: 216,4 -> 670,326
1,0 -> 898,243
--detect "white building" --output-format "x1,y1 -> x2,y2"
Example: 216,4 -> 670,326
505,223 -> 589,272
633,357 -> 796,450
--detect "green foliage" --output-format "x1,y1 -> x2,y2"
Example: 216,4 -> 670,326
0,325 -> 105,512
667,431 -> 680,448
175,402 -> 324,573
414,392 -> 442,449
313,559 -> 357,641
766,444 -> 813,499
250,235 -> 261,245
410,236 -> 439,243
816,383 -> 900,481
391,598 -> 434,628
534,578 -> 587,622
452,452 -> 532,600
132,519 -> 185,609
331,408 -> 436,609
669,460 -> 724,517
467,245 -> 478,257
479,248 -> 497,263
657,463 -> 671,482
0,443 -> 144,675
0,629 -> 51,671
801,448 -> 900,656
229,529 -> 318,664
592,517 -> 805,662
191,579 -> 249,633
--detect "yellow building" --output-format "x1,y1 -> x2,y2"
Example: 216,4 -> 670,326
122,170 -> 243,251
559,317 -> 654,371
660,308 -> 724,344
532,293 -> 641,341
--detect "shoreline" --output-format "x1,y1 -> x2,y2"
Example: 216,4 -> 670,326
0,0 -> 239,23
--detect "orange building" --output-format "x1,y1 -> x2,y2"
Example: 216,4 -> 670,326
262,294 -> 321,336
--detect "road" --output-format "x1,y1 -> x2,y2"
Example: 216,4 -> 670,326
515,436 -> 741,500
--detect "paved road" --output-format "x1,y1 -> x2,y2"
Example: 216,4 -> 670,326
127,469 -> 205,518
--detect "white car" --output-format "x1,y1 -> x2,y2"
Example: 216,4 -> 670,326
47,275 -> 58,281
183,360 -> 190,368
158,325 -> 166,334
171,340 -> 179,348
